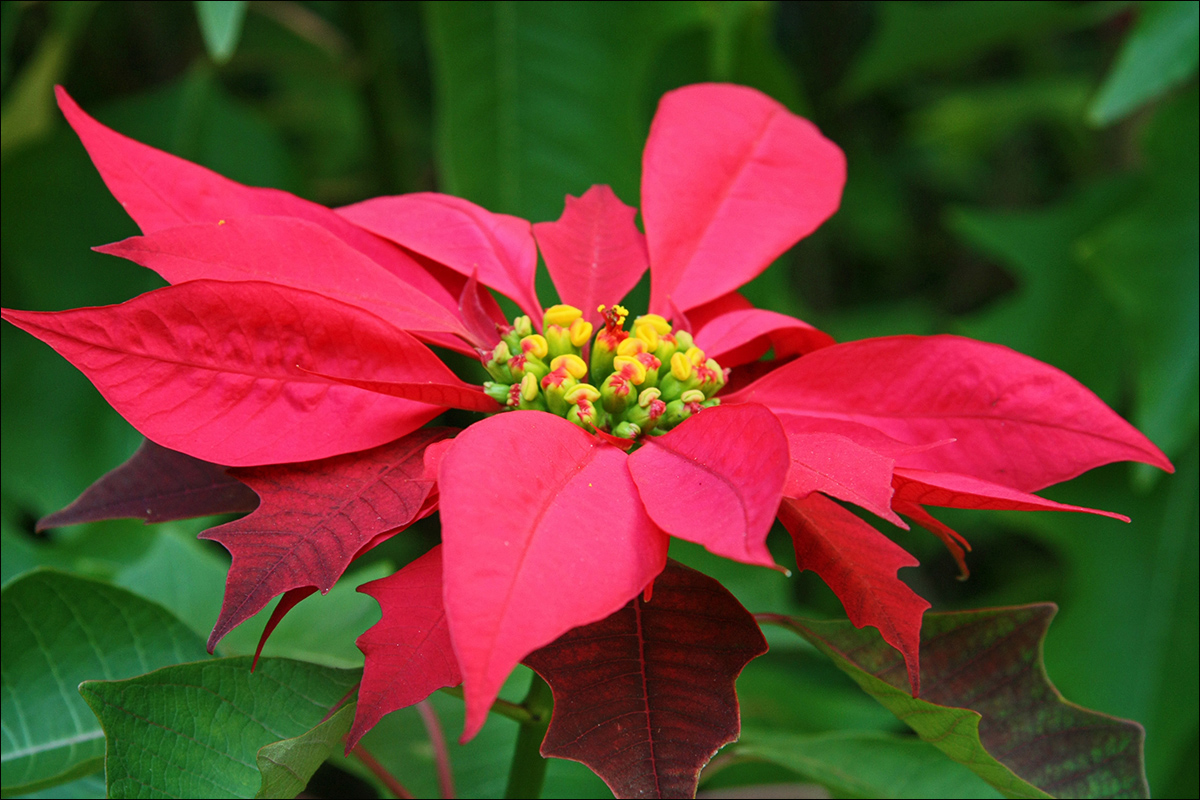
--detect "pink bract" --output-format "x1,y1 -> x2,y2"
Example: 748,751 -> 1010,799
1,83 -> 1173,745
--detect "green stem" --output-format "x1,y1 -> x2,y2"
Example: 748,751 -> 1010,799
503,673 -> 553,799
438,686 -> 534,725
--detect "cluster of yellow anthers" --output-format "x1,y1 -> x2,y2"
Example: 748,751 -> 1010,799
482,304 -> 727,439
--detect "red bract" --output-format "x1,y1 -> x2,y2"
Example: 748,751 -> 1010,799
3,84 -> 1173,761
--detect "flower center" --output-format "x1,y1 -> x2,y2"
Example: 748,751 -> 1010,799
481,304 -> 726,438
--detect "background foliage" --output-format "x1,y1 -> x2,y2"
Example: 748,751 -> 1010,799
2,1 -> 1195,797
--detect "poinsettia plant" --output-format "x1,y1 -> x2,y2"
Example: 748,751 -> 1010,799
2,83 -> 1174,799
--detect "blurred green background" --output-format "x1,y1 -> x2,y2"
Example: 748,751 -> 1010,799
1,2 -> 1195,797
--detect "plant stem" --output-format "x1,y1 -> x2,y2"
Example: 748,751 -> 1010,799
439,685 -> 535,724
350,742 -> 414,799
503,672 -> 554,800
416,699 -> 455,799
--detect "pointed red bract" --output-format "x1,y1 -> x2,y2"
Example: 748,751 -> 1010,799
533,185 -> 649,331
524,560 -> 767,800
36,439 -> 258,531
458,271 -> 504,348
2,281 -> 456,466
201,428 -> 449,651
893,468 -> 1128,521
54,86 -> 457,312
351,545 -> 462,750
201,429 -> 448,650
727,335 -> 1174,491
695,307 -> 834,367
642,84 -> 846,315
778,493 -> 929,695
627,404 -> 788,568
783,430 -> 904,527
438,412 -> 668,741
96,217 -> 472,347
338,192 -> 543,322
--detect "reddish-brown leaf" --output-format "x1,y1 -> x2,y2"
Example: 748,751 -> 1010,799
201,428 -> 452,651
524,560 -> 768,799
36,439 -> 257,531
351,545 -> 462,750
778,493 -> 930,696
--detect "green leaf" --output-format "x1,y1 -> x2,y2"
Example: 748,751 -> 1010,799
1078,88 -> 1199,466
194,0 -> 248,64
843,1 -> 1120,98
731,730 -> 1002,798
78,657 -> 360,799
763,605 -> 1149,799
1,569 -> 209,797
950,179 -> 1133,406
255,702 -> 355,799
424,0 -> 702,223
1089,1 -> 1200,125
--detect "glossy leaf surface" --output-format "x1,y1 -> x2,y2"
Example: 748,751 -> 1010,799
1,569 -> 209,797
525,560 -> 767,799
97,217 -> 471,343
533,184 -> 649,330
202,428 -> 449,650
727,334 -> 1174,491
438,411 -> 668,741
766,605 -> 1149,799
2,280 -> 450,466
778,493 -> 929,695
643,83 -> 846,315
36,438 -> 257,530
628,404 -> 789,568
79,658 -> 361,799
352,544 -> 462,749
694,306 -> 834,367
338,192 -> 543,321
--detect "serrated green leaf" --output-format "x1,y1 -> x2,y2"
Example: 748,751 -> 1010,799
255,702 -> 355,799
79,657 -> 360,799
732,730 -> 1002,798
1089,1 -> 1200,125
424,0 -> 702,224
194,1 -> 248,64
763,605 -> 1149,799
1,568 -> 209,797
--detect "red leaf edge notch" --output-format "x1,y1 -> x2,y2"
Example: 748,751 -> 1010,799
778,493 -> 929,695
350,544 -> 462,750
524,559 -> 768,800
202,428 -> 451,651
